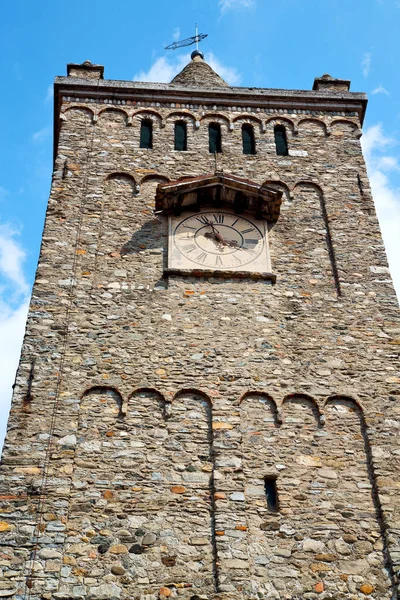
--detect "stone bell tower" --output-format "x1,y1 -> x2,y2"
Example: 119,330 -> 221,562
0,52 -> 399,600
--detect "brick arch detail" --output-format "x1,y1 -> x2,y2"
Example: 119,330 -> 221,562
128,387 -> 168,420
165,110 -> 197,123
232,114 -> 263,125
62,105 -> 95,120
325,394 -> 365,414
104,172 -> 137,186
297,117 -> 329,136
81,385 -> 124,412
200,112 -> 231,128
261,179 -> 292,203
128,386 -> 167,401
264,116 -> 297,135
330,118 -> 359,131
282,392 -> 324,426
232,114 -> 263,133
292,179 -> 324,195
172,388 -> 213,405
139,173 -> 170,185
97,106 -> 129,120
131,108 -> 163,126
239,391 -> 281,425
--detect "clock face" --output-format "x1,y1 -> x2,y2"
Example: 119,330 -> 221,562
169,210 -> 269,272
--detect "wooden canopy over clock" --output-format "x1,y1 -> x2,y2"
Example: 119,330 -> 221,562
157,173 -> 280,282
155,173 -> 282,222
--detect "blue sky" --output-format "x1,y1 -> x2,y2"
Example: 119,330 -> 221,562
0,0 -> 399,448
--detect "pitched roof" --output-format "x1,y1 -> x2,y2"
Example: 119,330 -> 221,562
155,173 -> 282,221
170,53 -> 229,89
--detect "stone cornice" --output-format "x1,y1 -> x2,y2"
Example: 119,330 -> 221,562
54,76 -> 367,114
53,76 -> 367,162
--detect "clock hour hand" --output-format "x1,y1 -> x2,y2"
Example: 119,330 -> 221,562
204,220 -> 228,246
204,230 -> 226,247
204,219 -> 242,249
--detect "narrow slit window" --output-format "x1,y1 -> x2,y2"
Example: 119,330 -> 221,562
209,123 -> 222,154
264,476 -> 279,512
140,119 -> 153,149
242,124 -> 256,155
274,125 -> 288,156
174,121 -> 187,151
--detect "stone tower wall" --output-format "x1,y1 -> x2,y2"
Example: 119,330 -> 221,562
0,78 -> 399,600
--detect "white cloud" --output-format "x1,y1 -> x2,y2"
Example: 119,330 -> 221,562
362,124 -> 400,298
134,54 -> 190,83
0,186 -> 8,201
377,155 -> 399,171
362,52 -> 372,77
32,125 -> 52,143
0,223 -> 30,450
45,84 -> 54,103
219,0 -> 255,13
361,123 -> 393,156
372,84 -> 389,96
0,223 -> 28,294
134,52 -> 241,86
207,53 -> 242,85
172,27 -> 180,41
0,299 -> 29,451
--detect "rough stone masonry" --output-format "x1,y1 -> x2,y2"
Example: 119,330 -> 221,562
0,54 -> 399,600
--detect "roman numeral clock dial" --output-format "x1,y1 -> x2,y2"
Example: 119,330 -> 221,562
168,210 -> 271,275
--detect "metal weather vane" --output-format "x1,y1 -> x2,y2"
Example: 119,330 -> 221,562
165,24 -> 208,51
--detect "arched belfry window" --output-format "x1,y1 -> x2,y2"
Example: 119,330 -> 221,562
140,119 -> 153,149
174,121 -> 187,151
274,125 -> 288,156
242,124 -> 256,155
209,123 -> 222,154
